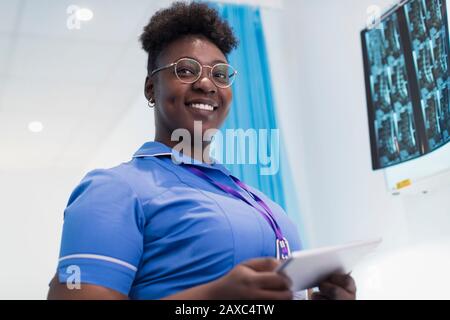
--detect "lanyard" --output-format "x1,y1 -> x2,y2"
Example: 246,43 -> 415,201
184,165 -> 291,260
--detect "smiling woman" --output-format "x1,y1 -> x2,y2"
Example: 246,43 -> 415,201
47,1 -> 356,300
145,34 -> 234,153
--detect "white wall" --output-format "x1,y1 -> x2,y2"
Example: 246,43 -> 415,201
262,0 -> 450,299
86,95 -> 154,170
0,167 -> 84,299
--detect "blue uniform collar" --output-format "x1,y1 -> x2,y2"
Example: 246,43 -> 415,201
133,141 -> 232,176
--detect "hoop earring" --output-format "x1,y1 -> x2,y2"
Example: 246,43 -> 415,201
148,98 -> 156,108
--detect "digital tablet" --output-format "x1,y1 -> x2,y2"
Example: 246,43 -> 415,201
276,238 -> 382,291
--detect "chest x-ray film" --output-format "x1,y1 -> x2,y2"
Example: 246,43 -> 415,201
361,0 -> 450,170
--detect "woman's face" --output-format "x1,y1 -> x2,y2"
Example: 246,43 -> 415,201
145,35 -> 233,146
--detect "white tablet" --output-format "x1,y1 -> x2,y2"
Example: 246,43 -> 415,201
276,238 -> 382,291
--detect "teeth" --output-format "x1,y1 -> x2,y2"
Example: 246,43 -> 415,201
190,103 -> 215,111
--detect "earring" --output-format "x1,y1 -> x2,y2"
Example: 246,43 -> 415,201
148,98 -> 156,108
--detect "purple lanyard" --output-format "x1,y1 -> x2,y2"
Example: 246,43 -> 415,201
184,165 -> 291,260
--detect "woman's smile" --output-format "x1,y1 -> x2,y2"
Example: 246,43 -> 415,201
185,98 -> 220,118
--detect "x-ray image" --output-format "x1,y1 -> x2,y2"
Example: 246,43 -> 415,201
398,109 -> 419,155
421,94 -> 443,148
365,12 -> 421,168
439,85 -> 450,139
406,0 -> 450,150
375,115 -> 400,165
362,0 -> 450,169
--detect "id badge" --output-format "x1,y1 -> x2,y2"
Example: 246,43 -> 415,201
276,237 -> 291,260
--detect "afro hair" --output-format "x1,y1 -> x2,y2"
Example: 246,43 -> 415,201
139,1 -> 239,73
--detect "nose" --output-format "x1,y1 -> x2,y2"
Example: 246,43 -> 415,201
192,68 -> 217,94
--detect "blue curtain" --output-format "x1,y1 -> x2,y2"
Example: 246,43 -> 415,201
207,2 -> 306,248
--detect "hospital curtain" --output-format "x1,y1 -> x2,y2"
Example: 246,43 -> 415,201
208,2 -> 305,247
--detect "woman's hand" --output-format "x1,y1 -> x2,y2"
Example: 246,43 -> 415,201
211,257 -> 293,300
311,273 -> 357,300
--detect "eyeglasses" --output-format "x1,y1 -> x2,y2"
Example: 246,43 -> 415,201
150,57 -> 238,88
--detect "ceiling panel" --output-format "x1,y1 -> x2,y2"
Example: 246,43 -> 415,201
18,0 -> 158,44
105,45 -> 147,90
0,75 -> 100,115
0,36 -> 12,76
0,0 -> 22,34
52,85 -> 142,168
0,82 -> 141,169
0,111 -> 81,169
9,35 -> 123,85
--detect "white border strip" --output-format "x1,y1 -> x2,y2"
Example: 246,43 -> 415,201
59,254 -> 138,272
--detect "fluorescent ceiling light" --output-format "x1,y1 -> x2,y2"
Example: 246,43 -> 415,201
76,8 -> 94,21
28,121 -> 44,133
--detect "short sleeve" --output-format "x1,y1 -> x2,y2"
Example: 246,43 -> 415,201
57,169 -> 145,296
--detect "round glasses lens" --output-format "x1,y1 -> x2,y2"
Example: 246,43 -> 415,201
175,59 -> 201,82
212,64 -> 236,87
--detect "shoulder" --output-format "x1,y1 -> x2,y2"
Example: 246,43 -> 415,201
67,158 -> 187,215
68,166 -> 135,204
65,166 -> 144,218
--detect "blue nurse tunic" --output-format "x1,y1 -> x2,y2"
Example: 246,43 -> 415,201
57,141 -> 301,299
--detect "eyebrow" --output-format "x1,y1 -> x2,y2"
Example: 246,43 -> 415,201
181,56 -> 228,65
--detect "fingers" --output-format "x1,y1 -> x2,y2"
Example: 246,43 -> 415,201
252,272 -> 292,291
256,289 -> 294,300
240,258 -> 293,300
327,273 -> 357,294
311,292 -> 329,300
242,258 -> 281,272
318,281 -> 355,300
314,273 -> 357,300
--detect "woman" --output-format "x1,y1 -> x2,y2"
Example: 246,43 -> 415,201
48,2 -> 356,300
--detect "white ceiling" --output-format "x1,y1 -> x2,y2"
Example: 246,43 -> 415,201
0,0 -> 175,170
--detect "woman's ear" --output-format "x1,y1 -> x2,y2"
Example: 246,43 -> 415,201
144,76 -> 154,101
